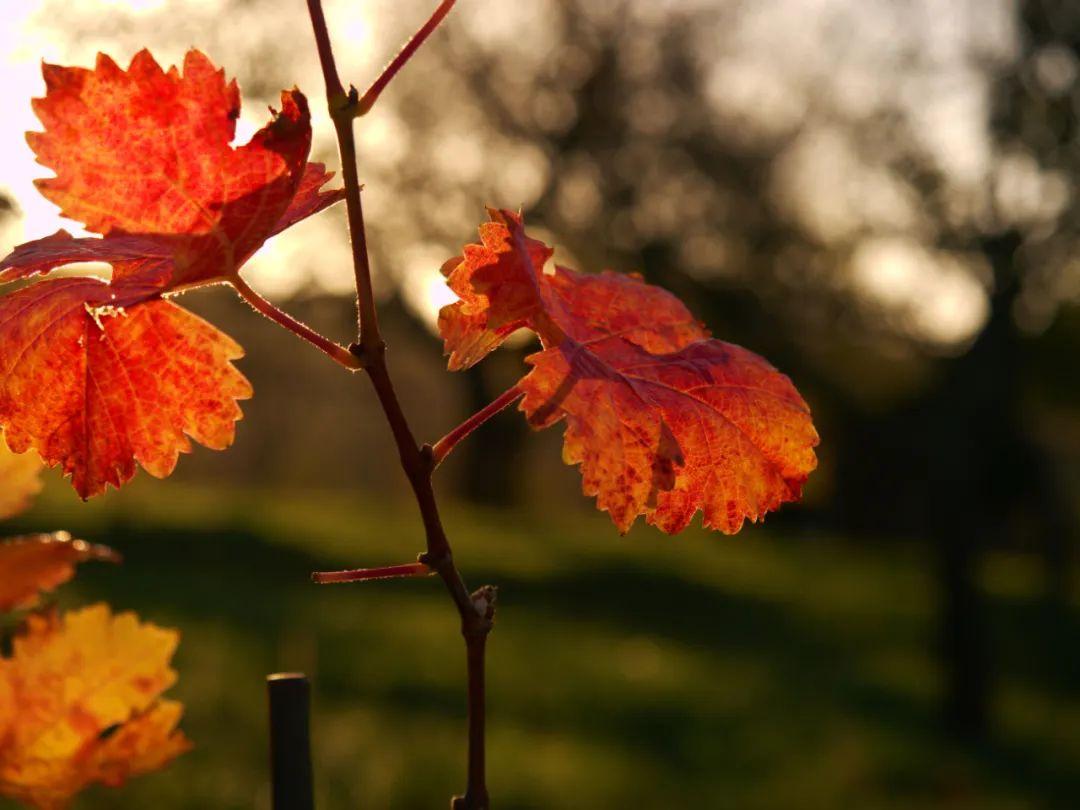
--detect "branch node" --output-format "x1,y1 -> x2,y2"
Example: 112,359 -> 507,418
469,585 -> 497,628
419,443 -> 436,473
348,340 -> 387,369
418,549 -> 451,570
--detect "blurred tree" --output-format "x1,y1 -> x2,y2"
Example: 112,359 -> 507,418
389,0 -> 1080,741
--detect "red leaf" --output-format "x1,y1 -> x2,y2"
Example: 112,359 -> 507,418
0,49 -> 344,497
442,210 -> 819,534
439,209 -> 709,365
521,337 -> 818,534
0,278 -> 251,498
439,209 -> 554,370
0,230 -> 170,284
5,49 -> 342,291
268,162 -> 348,238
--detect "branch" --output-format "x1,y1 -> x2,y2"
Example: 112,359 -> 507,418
312,561 -> 432,584
357,0 -> 458,116
231,275 -> 361,370
304,0 -> 345,103
305,3 -> 491,808
431,385 -> 524,467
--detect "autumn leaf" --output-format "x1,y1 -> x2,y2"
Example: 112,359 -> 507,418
439,209 -> 555,370
0,438 -> 43,521
0,49 -> 344,497
6,49 -> 343,290
0,604 -> 189,809
0,533 -> 120,612
0,276 -> 252,498
439,209 -> 710,364
441,210 -> 819,534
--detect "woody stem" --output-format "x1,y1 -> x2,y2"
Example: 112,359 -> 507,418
305,2 -> 492,808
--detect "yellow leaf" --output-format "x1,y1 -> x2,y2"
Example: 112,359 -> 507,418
0,438 -> 43,521
0,604 -> 190,809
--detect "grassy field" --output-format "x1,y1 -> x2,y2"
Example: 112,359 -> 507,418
3,480 -> 1079,810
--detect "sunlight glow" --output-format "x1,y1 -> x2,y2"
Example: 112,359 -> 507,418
851,237 -> 989,346
398,244 -> 458,329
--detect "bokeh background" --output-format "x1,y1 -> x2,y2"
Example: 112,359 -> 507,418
2,0 -> 1080,807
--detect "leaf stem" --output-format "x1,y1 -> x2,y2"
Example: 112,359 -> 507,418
431,385 -> 524,467
306,3 -> 492,808
313,561 -> 432,584
356,0 -> 458,116
231,275 -> 361,370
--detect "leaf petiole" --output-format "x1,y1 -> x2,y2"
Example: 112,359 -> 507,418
230,275 -> 362,370
431,385 -> 525,467
312,561 -> 432,584
355,0 -> 457,116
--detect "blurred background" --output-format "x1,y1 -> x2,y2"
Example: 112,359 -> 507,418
2,0 -> 1080,807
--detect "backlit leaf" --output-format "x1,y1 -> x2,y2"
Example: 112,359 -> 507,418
0,439 -> 43,520
520,337 -> 818,534
0,49 -> 340,497
0,604 -> 189,809
0,533 -> 120,612
0,278 -> 251,498
442,210 -> 819,534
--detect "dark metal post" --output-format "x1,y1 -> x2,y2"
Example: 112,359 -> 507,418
267,673 -> 315,810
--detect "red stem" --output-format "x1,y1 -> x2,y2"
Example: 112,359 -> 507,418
313,561 -> 432,584
357,0 -> 458,116
432,385 -> 524,467
305,3 -> 491,808
305,0 -> 345,101
454,630 -> 490,810
231,275 -> 361,370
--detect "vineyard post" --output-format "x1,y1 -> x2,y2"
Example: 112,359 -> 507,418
267,673 -> 315,810
303,1 -> 493,807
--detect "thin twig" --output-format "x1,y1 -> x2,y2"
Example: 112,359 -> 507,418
231,275 -> 361,370
313,561 -> 432,584
357,0 -> 458,116
305,3 -> 491,808
432,385 -> 524,467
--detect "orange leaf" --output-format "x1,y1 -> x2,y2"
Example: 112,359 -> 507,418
0,533 -> 120,612
439,209 -> 555,370
0,49 -> 343,497
3,49 -> 343,290
0,438 -> 43,520
439,209 -> 710,366
0,278 -> 251,498
521,338 -> 818,534
442,210 -> 819,534
0,604 -> 189,809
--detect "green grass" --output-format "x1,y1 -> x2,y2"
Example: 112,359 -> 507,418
3,479 -> 1079,809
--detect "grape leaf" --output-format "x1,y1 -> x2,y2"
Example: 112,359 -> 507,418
0,49 -> 343,497
3,49 -> 344,290
0,533 -> 120,612
0,277 -> 251,498
441,210 -> 819,534
439,209 -> 710,364
439,209 -> 555,370
520,338 -> 818,534
0,439 -> 43,521
0,604 -> 189,809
